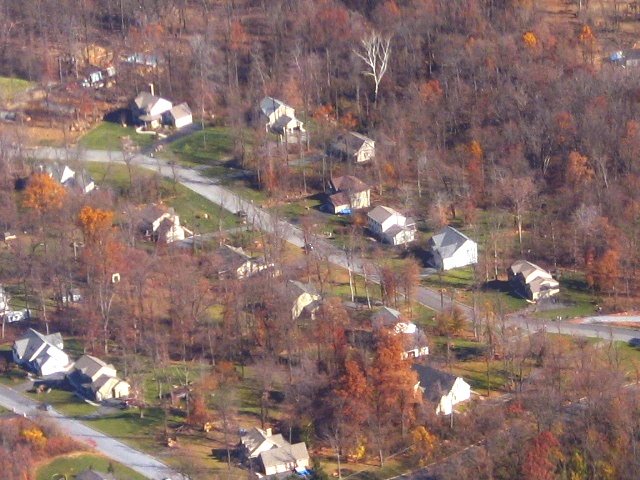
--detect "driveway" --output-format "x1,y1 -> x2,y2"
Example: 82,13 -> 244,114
0,383 -> 181,480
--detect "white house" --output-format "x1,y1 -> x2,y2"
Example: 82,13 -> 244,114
214,244 -> 273,280
367,206 -> 416,245
132,90 -> 173,129
412,364 -> 471,415
260,96 -> 305,136
40,163 -> 95,194
372,307 -> 429,359
13,329 -> 71,376
428,226 -> 478,271
508,260 -> 560,302
326,175 -> 371,214
166,102 -> 193,129
329,131 -> 375,163
240,427 -> 310,476
68,355 -> 130,401
139,204 -> 192,244
287,280 -> 321,320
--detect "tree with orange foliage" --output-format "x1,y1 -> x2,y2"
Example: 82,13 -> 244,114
587,247 -> 620,294
369,331 -> 419,465
23,172 -> 66,213
77,206 -> 114,244
522,31 -> 538,48
566,151 -> 594,187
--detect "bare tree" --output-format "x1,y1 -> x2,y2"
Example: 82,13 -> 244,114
354,31 -> 391,105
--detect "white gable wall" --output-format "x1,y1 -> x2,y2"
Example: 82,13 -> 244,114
441,240 -> 478,271
436,377 -> 471,415
149,98 -> 173,117
355,141 -> 375,163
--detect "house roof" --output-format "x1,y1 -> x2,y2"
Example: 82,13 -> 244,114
241,427 -> 289,456
429,226 -> 474,260
260,97 -> 288,117
271,115 -> 297,131
215,244 -> 253,270
333,131 -> 373,154
134,91 -> 161,111
76,470 -> 117,480
170,102 -> 192,120
14,329 -> 63,360
259,442 -> 309,469
412,364 -> 459,403
367,205 -> 401,225
509,260 -> 552,281
140,204 -> 171,225
74,354 -> 114,380
372,306 -> 402,328
330,175 -> 369,193
287,280 -> 319,298
328,192 -> 350,208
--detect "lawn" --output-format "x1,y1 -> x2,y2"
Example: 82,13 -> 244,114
168,127 -> 234,165
533,272 -> 598,320
25,389 -> 98,417
84,163 -> 237,233
78,122 -> 155,150
37,453 -> 148,480
0,76 -> 34,102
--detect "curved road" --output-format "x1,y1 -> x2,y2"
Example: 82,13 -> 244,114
0,383 -> 180,480
29,146 -> 640,343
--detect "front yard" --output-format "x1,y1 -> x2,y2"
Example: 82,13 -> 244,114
78,122 -> 156,150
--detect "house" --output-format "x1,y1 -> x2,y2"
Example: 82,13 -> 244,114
165,102 -> 193,129
123,52 -> 160,68
214,244 -> 273,279
326,175 -> 371,214
240,427 -> 310,476
68,354 -> 130,401
329,131 -> 375,163
508,260 -> 560,302
260,96 -> 305,136
131,90 -> 173,128
40,163 -> 95,194
76,470 -> 116,480
58,288 -> 82,305
412,364 -> 471,415
372,307 -> 429,359
367,206 -> 416,245
428,226 -> 478,271
12,329 -> 70,376
287,280 -> 321,320
139,204 -> 191,243
610,49 -> 640,68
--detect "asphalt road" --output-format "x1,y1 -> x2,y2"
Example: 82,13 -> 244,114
29,146 -> 640,345
0,383 -> 181,480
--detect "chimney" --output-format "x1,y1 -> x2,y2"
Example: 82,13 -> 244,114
149,83 -> 154,96
265,428 -> 272,437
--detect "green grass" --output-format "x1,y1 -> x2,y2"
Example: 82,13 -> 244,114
0,76 -> 33,101
84,163 -> 237,233
78,122 -> 155,150
25,389 -> 98,417
423,267 -> 477,291
37,453 -> 148,480
533,272 -> 598,320
450,360 -> 512,393
169,127 -> 234,165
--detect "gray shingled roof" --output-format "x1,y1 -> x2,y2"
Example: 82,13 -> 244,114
372,306 -> 402,328
367,205 -> 399,225
412,364 -> 458,403
330,175 -> 369,193
429,226 -> 474,260
260,96 -> 287,117
74,355 -> 113,380
332,131 -> 372,154
169,102 -> 192,120
14,329 -> 63,361
259,442 -> 309,469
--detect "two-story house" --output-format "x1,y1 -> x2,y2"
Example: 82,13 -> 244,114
367,206 -> 416,245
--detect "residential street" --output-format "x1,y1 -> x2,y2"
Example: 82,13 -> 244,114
0,383 -> 181,480
30,146 -> 640,346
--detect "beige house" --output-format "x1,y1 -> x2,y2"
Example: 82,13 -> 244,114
214,245 -> 273,279
69,355 -> 130,401
329,131 -> 375,163
367,206 -> 416,245
508,260 -> 560,302
240,427 -> 310,476
139,204 -> 192,244
327,175 -> 371,214
287,280 -> 321,320
260,96 -> 305,136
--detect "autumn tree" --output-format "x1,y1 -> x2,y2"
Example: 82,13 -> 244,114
522,431 -> 563,480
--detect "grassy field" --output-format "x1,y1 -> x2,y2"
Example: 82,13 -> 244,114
26,389 -> 98,417
533,272 -> 598,320
78,122 -> 155,150
168,127 -> 234,165
36,453 -> 148,480
0,76 -> 34,102
85,163 -> 237,233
